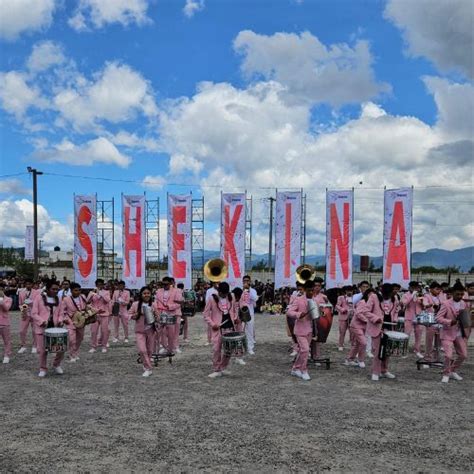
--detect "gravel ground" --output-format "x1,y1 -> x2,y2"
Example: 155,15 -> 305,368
1,311 -> 473,473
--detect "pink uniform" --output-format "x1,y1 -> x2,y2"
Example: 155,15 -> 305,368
0,295 -> 13,358
287,294 -> 313,373
87,290 -> 111,349
423,292 -> 441,361
347,300 -> 368,362
401,291 -> 424,354
154,288 -> 183,352
203,295 -> 238,373
311,292 -> 329,359
436,299 -> 467,376
60,295 -> 87,359
112,289 -> 130,340
336,295 -> 353,348
129,301 -> 156,371
31,293 -> 65,371
18,288 -> 41,349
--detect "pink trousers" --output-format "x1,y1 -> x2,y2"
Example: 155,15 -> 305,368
442,337 -> 467,376
36,332 -> 64,371
425,326 -> 440,361
371,335 -> 390,376
404,319 -> 423,353
113,313 -> 129,339
338,319 -> 351,347
293,334 -> 311,372
136,330 -> 155,371
20,316 -> 36,348
0,326 -> 12,357
211,329 -> 230,372
91,316 -> 110,349
347,328 -> 366,361
172,318 -> 181,351
67,326 -> 85,358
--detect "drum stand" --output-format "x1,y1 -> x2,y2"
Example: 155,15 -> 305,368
309,357 -> 331,370
416,327 -> 443,370
137,352 -> 175,367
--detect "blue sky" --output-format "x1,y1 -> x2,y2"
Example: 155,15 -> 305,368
0,0 -> 472,255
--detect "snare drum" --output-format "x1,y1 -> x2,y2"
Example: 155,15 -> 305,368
396,316 -> 405,332
44,328 -> 68,353
159,313 -> 177,326
221,331 -> 247,357
415,311 -> 436,326
384,330 -> 409,356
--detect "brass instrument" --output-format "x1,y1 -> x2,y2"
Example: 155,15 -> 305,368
21,303 -> 29,312
295,264 -> 316,284
203,258 -> 228,282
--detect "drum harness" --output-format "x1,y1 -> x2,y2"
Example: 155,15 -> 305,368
42,293 -> 59,329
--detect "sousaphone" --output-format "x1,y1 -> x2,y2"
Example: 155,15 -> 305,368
295,264 -> 316,284
203,258 -> 228,283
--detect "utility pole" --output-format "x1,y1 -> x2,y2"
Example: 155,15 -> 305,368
27,167 -> 43,280
266,197 -> 275,271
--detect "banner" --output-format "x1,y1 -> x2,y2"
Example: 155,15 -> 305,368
274,191 -> 302,289
122,195 -> 146,289
167,194 -> 192,289
220,193 -> 246,288
383,187 -> 413,288
74,195 -> 97,288
326,190 -> 353,288
25,225 -> 34,261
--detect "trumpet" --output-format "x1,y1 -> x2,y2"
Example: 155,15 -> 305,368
21,303 -> 29,312
203,258 -> 228,282
295,264 -> 316,284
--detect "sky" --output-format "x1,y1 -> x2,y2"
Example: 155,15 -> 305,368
0,0 -> 473,258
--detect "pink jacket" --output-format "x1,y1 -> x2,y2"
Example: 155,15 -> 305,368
436,299 -> 466,341
350,300 -> 368,331
60,295 -> 87,328
87,290 -> 111,317
286,294 -> 312,336
363,293 -> 399,338
336,295 -> 353,321
313,293 -> 328,305
401,292 -> 423,321
203,295 -> 238,330
423,293 -> 441,314
19,288 -> 41,315
31,294 -> 64,335
0,296 -> 13,326
112,289 -> 131,316
154,288 -> 183,316
129,301 -> 155,334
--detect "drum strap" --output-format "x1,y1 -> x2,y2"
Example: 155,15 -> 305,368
70,295 -> 86,311
378,333 -> 389,361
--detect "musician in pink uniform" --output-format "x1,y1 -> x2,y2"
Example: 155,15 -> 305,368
311,277 -> 330,361
87,279 -> 111,353
203,281 -> 238,378
231,287 -> 247,366
287,280 -> 314,381
31,280 -> 65,377
130,286 -> 156,377
60,283 -> 87,362
462,282 -> 473,340
422,281 -> 442,362
436,282 -> 468,383
0,282 -> 13,364
18,278 -> 41,354
401,281 -> 424,358
111,281 -> 130,343
171,278 -> 184,353
287,282 -> 303,357
154,277 -> 183,354
336,285 -> 354,351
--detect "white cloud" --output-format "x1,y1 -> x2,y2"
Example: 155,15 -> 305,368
0,179 -> 31,196
183,0 -> 205,18
142,175 -> 166,190
234,30 -> 391,106
26,40 -> 65,73
69,0 -> 151,31
168,154 -> 204,175
108,130 -> 159,151
53,61 -> 158,130
385,0 -> 474,79
33,137 -> 131,167
0,0 -> 55,41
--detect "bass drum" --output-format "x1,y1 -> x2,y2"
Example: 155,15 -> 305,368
315,304 -> 333,343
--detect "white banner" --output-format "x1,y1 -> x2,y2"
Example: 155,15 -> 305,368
325,190 -> 353,288
220,193 -> 246,288
74,195 -> 97,288
383,187 -> 413,288
274,191 -> 302,289
167,194 -> 192,289
122,195 -> 146,289
25,225 -> 34,261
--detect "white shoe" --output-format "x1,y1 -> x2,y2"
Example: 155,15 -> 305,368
18,347 -> 27,354
371,374 -> 379,381
248,350 -> 255,355
31,347 -> 37,354
381,372 -> 396,379
183,338 -> 190,343
175,348 -> 182,354
338,347 -> 344,352
54,366 -> 64,375
301,372 -> 311,381
142,370 -> 152,377
67,357 -> 77,363
415,352 -> 424,359
422,364 -> 430,369
124,338 -> 129,343
290,350 -> 298,357
367,351 -> 374,358
291,369 -> 302,378
106,343 -> 110,348
101,348 -> 107,353
112,338 -> 119,343
450,372 -> 463,381
358,362 -> 366,368
343,359 -> 358,367
208,371 -> 222,378
235,358 -> 246,366
158,348 -> 167,355
2,356 -> 10,364
441,375 -> 449,383
222,369 -> 232,375
89,348 -> 96,353
204,342 -> 210,346
38,370 -> 47,377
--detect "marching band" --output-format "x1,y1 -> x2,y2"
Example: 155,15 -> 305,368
0,261 -> 472,384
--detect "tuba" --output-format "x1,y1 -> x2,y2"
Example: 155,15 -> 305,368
203,258 -> 228,283
295,264 -> 316,284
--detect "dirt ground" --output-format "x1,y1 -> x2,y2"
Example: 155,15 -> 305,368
1,311 -> 473,473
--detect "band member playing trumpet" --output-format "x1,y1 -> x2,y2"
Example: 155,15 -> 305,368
336,285 -> 354,351
129,286 -> 156,377
0,281 -> 13,364
287,280 -> 315,381
87,279 -> 111,353
401,281 -> 424,358
31,280 -> 65,377
423,281 -> 442,362
312,277 -> 329,361
18,278 -> 40,354
437,281 -> 468,383
111,280 -> 130,343
203,281 -> 238,378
